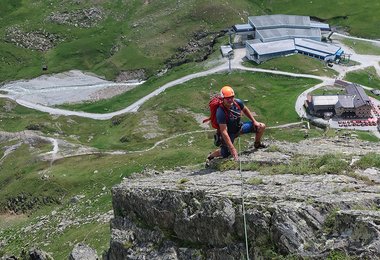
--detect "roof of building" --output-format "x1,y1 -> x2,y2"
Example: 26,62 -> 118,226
312,95 -> 339,106
345,84 -> 371,107
296,46 -> 333,58
334,79 -> 351,87
310,21 -> 330,30
295,38 -> 341,55
233,24 -> 254,32
247,38 -> 340,57
257,27 -> 321,42
220,45 -> 233,57
248,14 -> 311,29
246,39 -> 295,55
336,95 -> 354,108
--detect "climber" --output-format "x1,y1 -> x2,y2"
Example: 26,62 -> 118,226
206,85 -> 267,163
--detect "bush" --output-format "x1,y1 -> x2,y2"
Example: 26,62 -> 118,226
119,135 -> 130,143
111,115 -> 125,126
25,124 -> 41,130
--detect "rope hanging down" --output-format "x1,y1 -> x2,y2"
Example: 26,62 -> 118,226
238,137 -> 250,260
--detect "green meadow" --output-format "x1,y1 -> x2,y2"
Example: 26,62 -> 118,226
242,54 -> 338,77
340,38 -> 380,55
1,0 -> 380,83
345,67 -> 380,89
262,0 -> 380,39
1,0 -> 380,258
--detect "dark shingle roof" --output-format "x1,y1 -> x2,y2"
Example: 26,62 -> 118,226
345,84 -> 371,107
336,95 -> 354,108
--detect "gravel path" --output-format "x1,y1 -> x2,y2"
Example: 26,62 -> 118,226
0,70 -> 143,106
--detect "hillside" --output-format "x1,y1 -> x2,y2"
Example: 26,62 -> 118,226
2,137 -> 380,259
1,0 -> 380,83
1,0 -> 380,259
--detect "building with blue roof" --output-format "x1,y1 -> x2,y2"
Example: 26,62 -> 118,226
294,38 -> 342,62
232,14 -> 343,63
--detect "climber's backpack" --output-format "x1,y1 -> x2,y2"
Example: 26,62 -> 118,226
203,95 -> 241,129
203,95 -> 225,129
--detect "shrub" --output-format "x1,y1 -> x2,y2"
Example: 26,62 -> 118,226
111,115 -> 125,126
119,135 -> 130,143
25,124 -> 41,130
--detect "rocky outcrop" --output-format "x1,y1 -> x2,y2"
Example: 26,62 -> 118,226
69,243 -> 98,260
4,7 -> 103,51
106,138 -> 380,259
46,7 -> 104,28
25,248 -> 54,260
115,69 -> 147,83
4,26 -> 62,52
165,30 -> 226,69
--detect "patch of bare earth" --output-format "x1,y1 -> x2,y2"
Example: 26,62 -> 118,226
136,111 -> 165,139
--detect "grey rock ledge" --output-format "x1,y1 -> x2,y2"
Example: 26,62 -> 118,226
105,139 -> 380,259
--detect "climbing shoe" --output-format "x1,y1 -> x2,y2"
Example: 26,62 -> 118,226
205,154 -> 214,168
254,142 -> 267,149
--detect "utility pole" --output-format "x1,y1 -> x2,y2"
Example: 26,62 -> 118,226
228,53 -> 231,72
228,28 -> 232,45
228,50 -> 233,73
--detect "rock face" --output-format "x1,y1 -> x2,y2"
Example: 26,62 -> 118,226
69,243 -> 98,260
105,138 -> 380,259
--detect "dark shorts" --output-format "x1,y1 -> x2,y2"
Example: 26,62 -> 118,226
220,121 -> 257,158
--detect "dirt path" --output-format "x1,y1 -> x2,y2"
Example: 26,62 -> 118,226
0,130 -> 100,163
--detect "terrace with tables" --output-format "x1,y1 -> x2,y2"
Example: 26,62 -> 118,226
331,97 -> 380,131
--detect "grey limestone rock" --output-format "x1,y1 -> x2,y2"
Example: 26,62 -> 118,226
105,138 -> 380,259
69,243 -> 98,260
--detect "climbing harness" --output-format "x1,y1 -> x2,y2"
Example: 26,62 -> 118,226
238,137 -> 250,260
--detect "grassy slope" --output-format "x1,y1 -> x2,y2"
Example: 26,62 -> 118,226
0,72 -> 319,150
0,0 -> 256,83
242,54 -> 338,77
1,0 -> 380,83
1,0 -> 380,258
340,38 -> 380,55
262,0 -> 380,38
345,67 -> 380,90
0,71 -> 321,257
